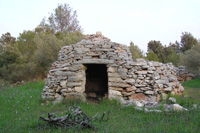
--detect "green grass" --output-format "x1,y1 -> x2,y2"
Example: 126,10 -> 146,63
182,78 -> 200,89
181,78 -> 200,102
0,80 -> 200,132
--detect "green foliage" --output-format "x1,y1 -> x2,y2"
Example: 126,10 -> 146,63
48,3 -> 82,33
0,44 -> 21,67
16,30 -> 36,61
1,81 -> 200,132
147,40 -> 166,62
179,43 -> 200,74
129,42 -> 143,61
146,50 -> 160,62
34,32 -> 65,75
0,4 -> 84,84
0,62 -> 37,83
180,32 -> 198,52
0,32 -> 16,45
166,48 -> 180,66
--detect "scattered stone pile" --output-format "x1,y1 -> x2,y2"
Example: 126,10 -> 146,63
42,32 -> 184,103
177,66 -> 196,81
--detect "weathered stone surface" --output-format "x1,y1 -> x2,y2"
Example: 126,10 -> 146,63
107,67 -> 116,72
164,87 -> 172,91
109,90 -> 122,99
125,79 -> 135,84
121,91 -> 135,96
172,104 -> 188,111
144,91 -> 154,95
67,82 -> 82,87
109,87 -> 123,91
68,75 -> 84,82
74,87 -> 85,93
79,59 -> 114,64
155,79 -> 169,84
135,71 -> 148,75
132,93 -> 147,101
109,82 -> 131,88
169,97 -> 176,103
108,77 -> 122,82
60,81 -> 67,87
126,99 -> 144,107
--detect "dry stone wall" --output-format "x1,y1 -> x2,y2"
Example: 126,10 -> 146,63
177,66 -> 196,81
42,32 -> 184,103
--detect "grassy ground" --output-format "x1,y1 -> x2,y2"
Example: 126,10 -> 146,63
182,78 -> 200,102
0,80 -> 200,132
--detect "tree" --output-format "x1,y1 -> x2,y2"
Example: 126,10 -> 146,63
16,30 -> 36,61
166,49 -> 179,66
129,42 -> 143,61
47,3 -> 82,33
35,18 -> 54,34
180,43 -> 200,74
180,32 -> 198,52
146,50 -> 160,62
0,32 -> 16,46
34,32 -> 65,76
147,40 -> 165,62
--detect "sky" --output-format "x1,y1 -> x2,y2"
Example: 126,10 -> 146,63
0,0 -> 200,52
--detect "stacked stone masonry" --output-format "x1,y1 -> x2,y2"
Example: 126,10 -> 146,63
42,32 -> 184,102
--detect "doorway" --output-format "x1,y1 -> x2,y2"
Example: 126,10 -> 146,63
85,64 -> 108,100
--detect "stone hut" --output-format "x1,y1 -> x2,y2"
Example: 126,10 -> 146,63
42,32 -> 184,102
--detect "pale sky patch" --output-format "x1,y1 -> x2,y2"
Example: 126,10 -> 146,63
0,0 -> 199,52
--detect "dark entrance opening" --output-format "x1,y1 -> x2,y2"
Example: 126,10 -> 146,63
85,64 -> 108,100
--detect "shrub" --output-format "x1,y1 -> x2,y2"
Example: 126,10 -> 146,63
179,43 -> 200,74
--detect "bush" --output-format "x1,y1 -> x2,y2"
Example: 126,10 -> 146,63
0,62 -> 37,83
179,43 -> 200,74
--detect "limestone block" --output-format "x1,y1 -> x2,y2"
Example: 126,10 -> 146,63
109,87 -> 123,91
107,67 -> 116,73
126,86 -> 137,91
74,86 -> 85,93
108,77 -> 122,82
109,90 -> 122,99
172,104 -> 188,111
68,75 -> 84,82
79,59 -> 114,64
147,95 -> 157,102
169,97 -> 176,103
121,91 -> 135,96
108,73 -> 121,77
164,87 -> 172,91
48,89 -> 55,93
135,71 -> 148,75
69,64 -> 85,71
61,89 -> 67,93
62,72 -> 75,76
67,82 -> 82,87
125,79 -> 135,84
109,82 -> 131,88
155,79 -> 169,84
158,84 -> 164,89
60,81 -> 67,87
147,71 -> 154,74
144,91 -> 155,95
131,93 -> 147,101
127,99 -> 144,107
